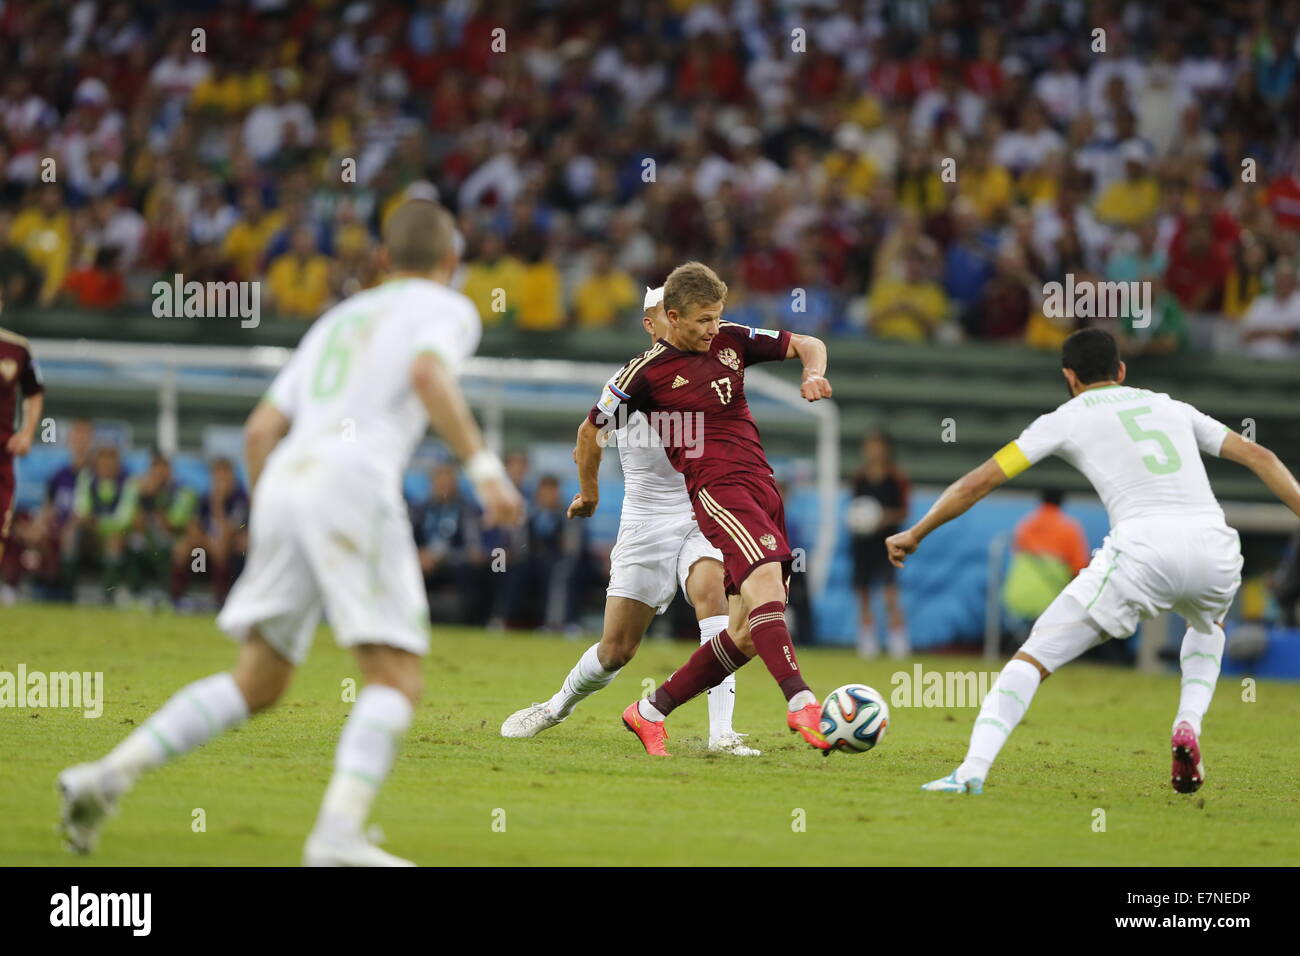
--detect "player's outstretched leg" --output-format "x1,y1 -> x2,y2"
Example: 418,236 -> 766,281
57,633 -> 283,853
305,645 -> 419,867
923,594 -> 1103,793
1169,623 -> 1223,793
502,598 -> 653,738
623,627 -> 753,756
736,564 -> 827,750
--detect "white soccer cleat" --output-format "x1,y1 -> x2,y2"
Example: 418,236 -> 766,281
708,731 -> 762,756
303,830 -> 416,867
57,762 -> 118,854
921,771 -> 984,794
500,702 -> 565,738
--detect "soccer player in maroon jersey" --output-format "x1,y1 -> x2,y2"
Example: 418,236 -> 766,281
0,289 -> 45,584
572,261 -> 833,755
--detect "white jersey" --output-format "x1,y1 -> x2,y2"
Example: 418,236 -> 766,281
1008,385 -> 1231,529
264,277 -> 481,488
609,411 -> 694,520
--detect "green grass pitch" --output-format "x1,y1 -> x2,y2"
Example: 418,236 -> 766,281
2,604 -> 1297,866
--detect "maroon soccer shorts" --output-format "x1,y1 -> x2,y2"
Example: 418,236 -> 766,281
691,471 -> 792,596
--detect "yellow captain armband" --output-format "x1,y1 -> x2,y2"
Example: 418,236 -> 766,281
994,442 -> 1032,478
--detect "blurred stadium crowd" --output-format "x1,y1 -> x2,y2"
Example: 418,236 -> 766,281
1,0 -> 1300,358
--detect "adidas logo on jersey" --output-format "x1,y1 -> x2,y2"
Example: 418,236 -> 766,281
672,375 -> 689,388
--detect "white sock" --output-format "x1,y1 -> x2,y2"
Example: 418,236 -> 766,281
102,673 -> 248,792
638,698 -> 667,722
788,689 -> 816,711
698,615 -> 736,738
957,659 -> 1041,783
547,643 -> 620,718
315,685 -> 413,838
1174,625 -> 1224,736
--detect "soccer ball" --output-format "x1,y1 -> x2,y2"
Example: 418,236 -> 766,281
845,495 -> 883,534
820,684 -> 889,753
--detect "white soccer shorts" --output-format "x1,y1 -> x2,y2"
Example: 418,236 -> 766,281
606,512 -> 724,614
1058,518 -> 1242,642
217,453 -> 429,664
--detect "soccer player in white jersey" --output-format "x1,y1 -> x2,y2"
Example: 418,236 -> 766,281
57,201 -> 524,865
500,286 -> 760,755
886,328 -> 1300,795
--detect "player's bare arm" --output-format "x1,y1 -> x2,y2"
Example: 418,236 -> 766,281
1219,431 -> 1300,516
6,389 -> 42,456
886,458 -> 1008,568
568,418 -> 602,518
786,333 -> 832,401
411,351 -> 523,528
243,400 -> 291,491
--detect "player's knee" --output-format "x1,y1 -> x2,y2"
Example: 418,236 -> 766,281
357,647 -> 423,705
599,635 -> 638,670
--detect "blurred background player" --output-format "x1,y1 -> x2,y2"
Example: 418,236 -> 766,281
57,200 -> 524,866
123,451 -> 198,605
171,457 -> 249,610
1001,488 -> 1089,631
0,289 -> 45,605
64,444 -> 133,604
589,263 -> 833,756
849,429 -> 912,658
501,286 -> 759,756
888,329 -> 1300,795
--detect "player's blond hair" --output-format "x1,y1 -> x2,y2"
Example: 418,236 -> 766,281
664,261 -> 728,317
383,199 -> 457,272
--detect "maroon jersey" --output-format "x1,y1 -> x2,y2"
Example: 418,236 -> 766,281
587,322 -> 791,495
0,328 -> 43,452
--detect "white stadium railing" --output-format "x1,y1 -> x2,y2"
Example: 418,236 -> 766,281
32,338 -> 842,596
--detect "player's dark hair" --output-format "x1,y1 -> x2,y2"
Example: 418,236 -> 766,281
1061,328 -> 1120,384
1041,488 -> 1065,507
383,199 -> 456,272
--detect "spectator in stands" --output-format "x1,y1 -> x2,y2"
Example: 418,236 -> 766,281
1094,142 -> 1160,227
1240,259 -> 1300,359
0,208 -> 42,307
414,463 -> 487,625
1002,489 -> 1089,624
515,241 -> 565,331
9,185 -> 72,306
868,250 -> 950,342
221,189 -> 284,281
1166,215 -> 1232,314
1117,277 -> 1190,356
266,225 -> 333,319
572,243 -> 638,328
850,430 -> 911,659
62,247 -> 126,310
462,232 -> 523,326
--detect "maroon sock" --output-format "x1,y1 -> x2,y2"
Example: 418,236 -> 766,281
747,601 -> 811,702
649,629 -> 750,717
